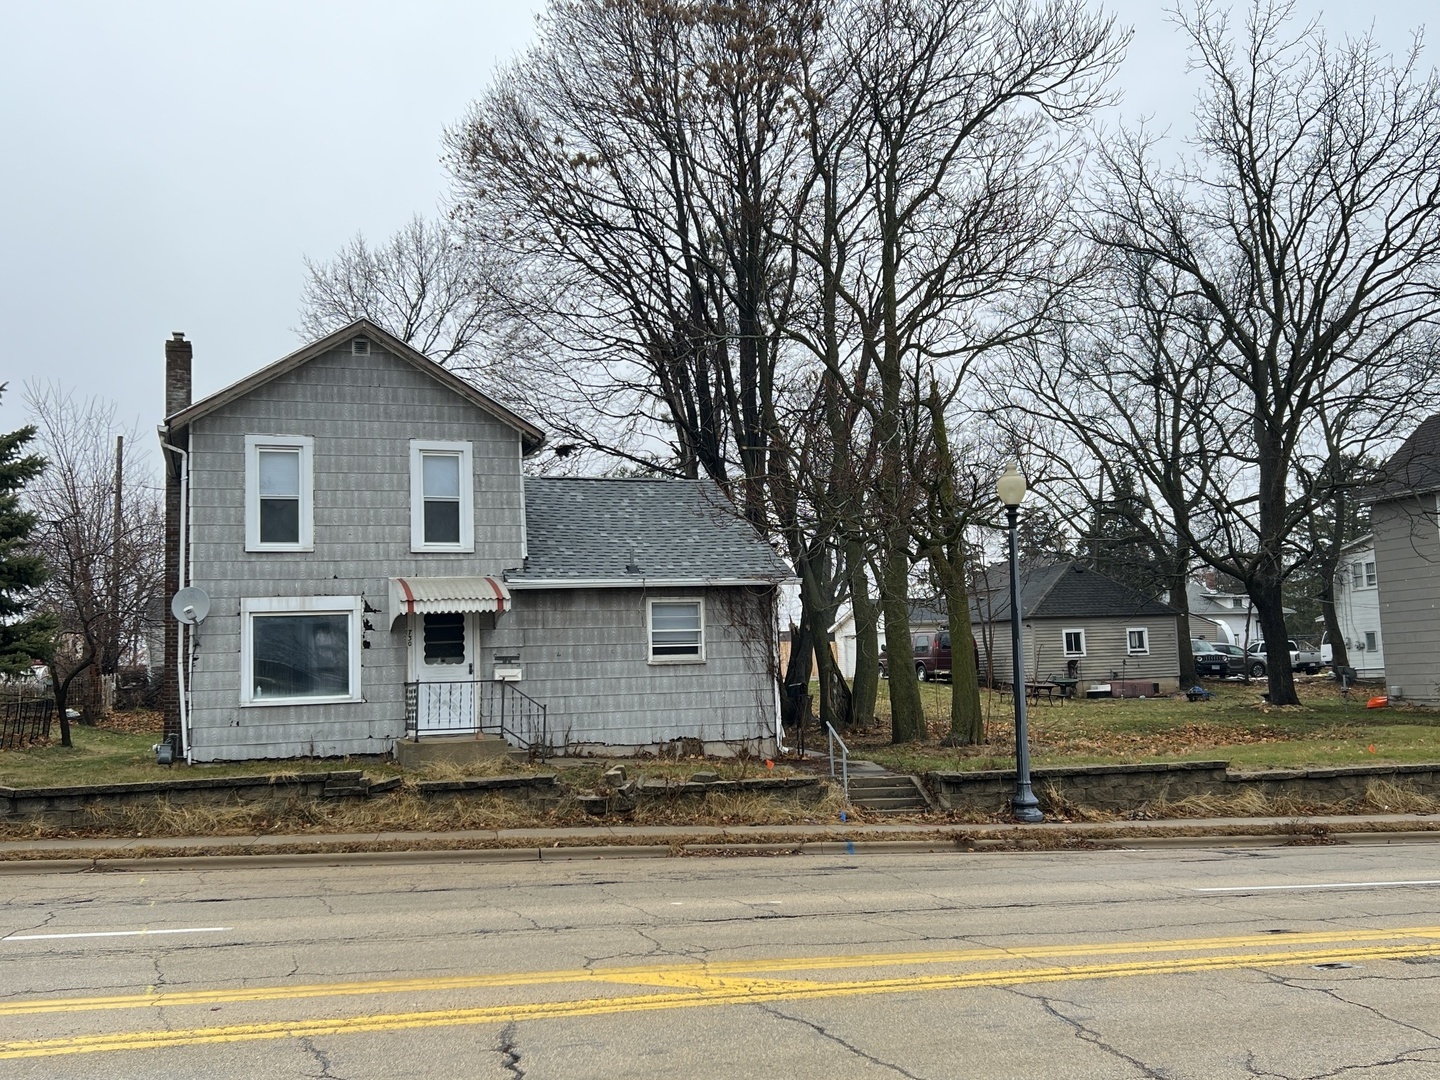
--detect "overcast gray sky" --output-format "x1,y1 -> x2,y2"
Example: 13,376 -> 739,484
0,2 -> 1429,449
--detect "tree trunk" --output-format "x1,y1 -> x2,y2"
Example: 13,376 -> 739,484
847,540 -> 880,729
932,546 -> 983,745
780,620 -> 814,731
1252,582 -> 1299,705
881,552 -> 926,742
1320,579 -> 1349,672
1167,563 -> 1197,685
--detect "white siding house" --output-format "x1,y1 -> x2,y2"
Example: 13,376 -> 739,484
1327,535 -> 1385,678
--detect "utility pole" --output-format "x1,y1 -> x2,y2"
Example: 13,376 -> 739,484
106,434 -> 123,676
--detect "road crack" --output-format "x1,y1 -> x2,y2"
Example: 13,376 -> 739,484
496,1022 -> 525,1078
300,1036 -> 347,1079
759,1004 -> 930,1079
1006,988 -> 1168,1078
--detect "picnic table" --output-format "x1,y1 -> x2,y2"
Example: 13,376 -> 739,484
999,681 -> 1062,706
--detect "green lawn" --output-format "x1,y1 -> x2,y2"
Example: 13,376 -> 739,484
849,678 -> 1440,775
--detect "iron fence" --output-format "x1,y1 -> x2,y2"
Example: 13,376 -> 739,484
0,699 -> 54,750
403,679 -> 549,754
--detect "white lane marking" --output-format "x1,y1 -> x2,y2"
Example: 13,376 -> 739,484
2,927 -> 231,942
1195,880 -> 1440,893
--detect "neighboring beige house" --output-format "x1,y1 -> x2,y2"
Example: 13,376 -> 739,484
1367,416 -> 1440,703
972,562 -> 1183,695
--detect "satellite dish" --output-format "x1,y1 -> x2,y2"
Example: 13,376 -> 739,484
171,587 -> 211,625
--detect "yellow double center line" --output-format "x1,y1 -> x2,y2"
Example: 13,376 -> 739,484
3,926 -> 1439,1059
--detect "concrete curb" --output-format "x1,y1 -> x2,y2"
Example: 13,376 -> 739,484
0,817 -> 1434,875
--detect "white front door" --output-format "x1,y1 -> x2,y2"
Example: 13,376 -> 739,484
413,612 -> 477,734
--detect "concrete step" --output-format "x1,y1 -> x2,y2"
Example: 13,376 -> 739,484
394,734 -> 516,769
849,795 -> 927,811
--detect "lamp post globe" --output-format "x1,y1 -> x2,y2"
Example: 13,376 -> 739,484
999,462 -> 1043,823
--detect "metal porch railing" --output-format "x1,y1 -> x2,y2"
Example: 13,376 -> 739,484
825,721 -> 850,801
403,679 -> 549,755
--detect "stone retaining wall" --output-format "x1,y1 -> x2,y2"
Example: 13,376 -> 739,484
0,772 -> 824,826
927,761 -> 1440,813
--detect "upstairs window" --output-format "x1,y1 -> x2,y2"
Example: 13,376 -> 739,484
1126,627 -> 1150,655
649,599 -> 705,663
1364,561 -> 1377,587
410,440 -> 474,552
245,435 -> 313,552
1063,629 -> 1086,656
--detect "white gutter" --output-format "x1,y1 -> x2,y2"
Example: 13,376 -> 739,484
159,433 -> 192,764
505,576 -> 795,590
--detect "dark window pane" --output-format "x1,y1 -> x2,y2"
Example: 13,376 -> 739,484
252,614 -> 350,699
423,612 -> 466,665
260,498 -> 300,544
424,499 -> 460,544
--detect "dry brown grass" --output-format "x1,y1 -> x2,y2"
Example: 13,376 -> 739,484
1148,779 -> 1440,820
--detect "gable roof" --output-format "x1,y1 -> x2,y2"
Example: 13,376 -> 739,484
972,561 -> 1179,622
164,318 -> 546,453
1366,413 -> 1440,503
508,477 -> 793,587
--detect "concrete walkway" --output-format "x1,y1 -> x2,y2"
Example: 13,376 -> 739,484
0,813 -> 1436,871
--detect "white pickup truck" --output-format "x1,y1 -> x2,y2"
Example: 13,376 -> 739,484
1245,639 -> 1324,677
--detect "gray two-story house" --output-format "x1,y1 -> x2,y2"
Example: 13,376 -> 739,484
159,320 -> 790,762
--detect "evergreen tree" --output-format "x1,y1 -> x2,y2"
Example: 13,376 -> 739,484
0,387 -> 52,675
1079,467 -> 1166,596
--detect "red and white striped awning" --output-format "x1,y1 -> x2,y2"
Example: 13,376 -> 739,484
388,576 -> 511,623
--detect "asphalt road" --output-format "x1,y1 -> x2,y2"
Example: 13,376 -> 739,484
2,843 -> 1439,1078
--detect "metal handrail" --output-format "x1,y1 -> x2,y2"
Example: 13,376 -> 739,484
403,679 -> 549,757
825,721 -> 849,800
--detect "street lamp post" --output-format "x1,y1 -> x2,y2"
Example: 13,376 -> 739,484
997,463 -> 1043,824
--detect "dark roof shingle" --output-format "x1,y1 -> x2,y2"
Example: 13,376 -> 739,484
511,477 -> 792,583
971,561 -> 1178,621
1367,414 -> 1440,502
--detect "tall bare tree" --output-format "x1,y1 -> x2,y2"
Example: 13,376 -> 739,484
1090,1 -> 1440,704
298,214 -> 519,385
797,0 -> 1124,741
23,385 -> 163,739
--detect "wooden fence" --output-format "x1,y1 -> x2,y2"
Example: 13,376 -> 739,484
0,699 -> 54,750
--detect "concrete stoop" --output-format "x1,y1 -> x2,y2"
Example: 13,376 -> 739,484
393,734 -> 522,769
846,773 -> 930,815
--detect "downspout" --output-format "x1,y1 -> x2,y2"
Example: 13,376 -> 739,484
159,435 -> 192,764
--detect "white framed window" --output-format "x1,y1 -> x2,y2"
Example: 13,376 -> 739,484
1351,563 -> 1364,588
410,440 -> 474,552
1062,629 -> 1086,657
1364,560 -> 1377,587
1126,627 -> 1150,655
244,435 -> 314,551
648,598 -> 705,663
240,596 -> 362,706
1365,630 -> 1378,652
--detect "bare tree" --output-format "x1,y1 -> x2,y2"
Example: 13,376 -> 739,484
23,385 -> 164,742
1090,1 -> 1440,704
298,214 -> 519,384
797,0 -> 1124,741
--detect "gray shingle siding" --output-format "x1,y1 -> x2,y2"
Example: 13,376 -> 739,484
489,586 -> 777,748
1373,495 -> 1440,704
185,343 -> 526,760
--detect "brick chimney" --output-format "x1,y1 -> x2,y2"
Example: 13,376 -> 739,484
165,331 -> 192,417
161,332 -> 192,742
